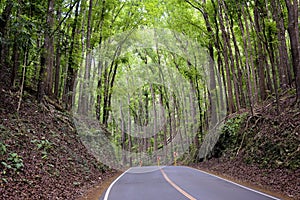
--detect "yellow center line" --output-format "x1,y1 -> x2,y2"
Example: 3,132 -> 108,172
160,168 -> 197,200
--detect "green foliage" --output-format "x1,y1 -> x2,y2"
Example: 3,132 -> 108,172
0,142 -> 6,155
222,113 -> 247,139
212,113 -> 247,157
214,111 -> 299,170
31,139 -> 53,150
31,139 -> 53,159
245,131 -> 300,170
1,152 -> 24,174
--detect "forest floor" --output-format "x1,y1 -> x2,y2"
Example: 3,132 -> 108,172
192,90 -> 300,200
0,85 -> 118,200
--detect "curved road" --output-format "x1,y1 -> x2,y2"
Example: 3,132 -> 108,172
100,166 -> 281,200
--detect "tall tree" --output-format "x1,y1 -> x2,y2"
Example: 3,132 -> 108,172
79,0 -> 93,115
64,0 -> 81,110
217,0 -> 235,113
0,0 -> 13,81
284,0 -> 300,102
37,0 -> 55,102
54,5 -> 62,98
253,1 -> 267,101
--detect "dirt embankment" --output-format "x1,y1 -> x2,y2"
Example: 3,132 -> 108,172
0,87 -> 117,199
192,92 -> 300,200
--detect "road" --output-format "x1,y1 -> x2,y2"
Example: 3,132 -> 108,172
100,166 -> 281,200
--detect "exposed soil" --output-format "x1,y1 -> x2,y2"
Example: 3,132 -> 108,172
78,171 -> 122,200
0,86 -> 117,199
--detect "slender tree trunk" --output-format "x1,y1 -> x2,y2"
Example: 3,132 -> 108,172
11,37 -> 20,87
38,0 -> 55,102
0,0 -> 13,79
80,0 -> 93,115
95,0 -> 106,120
245,6 -> 258,105
105,61 -> 119,125
96,63 -> 103,120
262,42 -> 274,93
268,34 -> 280,114
54,7 -> 61,98
217,0 -> 234,113
152,48 -> 159,155
76,0 -> 87,113
159,87 -> 167,160
211,0 -> 227,112
270,0 -> 289,88
222,0 -> 240,111
46,0 -> 55,96
203,8 -> 217,124
240,5 -> 254,115
285,0 -> 300,102
120,102 -> 126,165
127,91 -> 132,167
89,58 -> 97,114
253,3 -> 267,101
10,1 -> 23,87
64,0 -> 80,110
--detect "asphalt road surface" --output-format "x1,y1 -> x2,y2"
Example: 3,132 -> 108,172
100,166 -> 281,200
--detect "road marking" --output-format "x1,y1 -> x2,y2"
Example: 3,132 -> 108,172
160,168 -> 197,200
103,168 -> 130,200
187,166 -> 281,200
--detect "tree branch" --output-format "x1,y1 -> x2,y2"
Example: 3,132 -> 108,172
183,0 -> 204,15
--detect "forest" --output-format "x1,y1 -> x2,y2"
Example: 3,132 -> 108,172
0,0 -> 299,199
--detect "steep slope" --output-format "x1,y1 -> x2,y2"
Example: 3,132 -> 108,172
194,91 -> 300,199
0,86 -> 116,199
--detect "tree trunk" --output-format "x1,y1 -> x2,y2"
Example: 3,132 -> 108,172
270,0 -> 289,89
245,6 -> 258,105
80,0 -> 93,115
222,0 -> 240,111
11,37 -> 20,87
268,33 -> 280,115
228,10 -> 246,108
37,0 -> 55,102
105,61 -> 119,126
285,0 -> 300,102
120,102 -> 127,165
127,91 -> 132,166
253,2 -> 267,101
63,0 -> 80,110
45,0 -> 55,95
0,0 -> 13,79
211,0 -> 226,112
54,7 -> 61,98
217,0 -> 234,114
202,3 -> 217,124
95,0 -> 106,121
240,5 -> 254,115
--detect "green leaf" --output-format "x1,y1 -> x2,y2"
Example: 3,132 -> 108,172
15,163 -> 24,169
0,142 -> 6,155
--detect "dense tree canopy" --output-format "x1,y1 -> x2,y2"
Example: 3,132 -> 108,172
0,0 -> 299,164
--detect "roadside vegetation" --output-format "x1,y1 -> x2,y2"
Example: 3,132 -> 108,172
193,89 -> 299,199
0,87 -> 116,199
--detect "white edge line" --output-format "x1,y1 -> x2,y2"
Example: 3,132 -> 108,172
186,166 -> 282,200
103,168 -> 131,200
